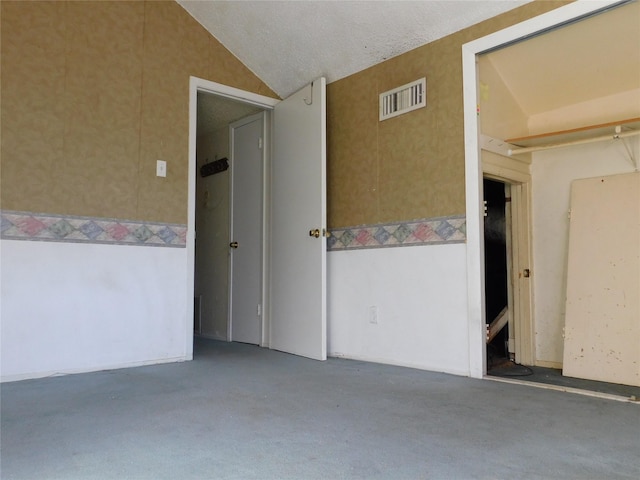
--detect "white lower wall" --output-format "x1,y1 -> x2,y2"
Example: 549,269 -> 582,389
1,240 -> 191,382
3,237 -> 470,381
327,243 -> 470,376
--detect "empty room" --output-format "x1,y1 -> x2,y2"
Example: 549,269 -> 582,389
2,1 -> 639,478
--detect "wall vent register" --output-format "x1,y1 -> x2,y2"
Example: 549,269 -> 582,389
379,78 -> 426,121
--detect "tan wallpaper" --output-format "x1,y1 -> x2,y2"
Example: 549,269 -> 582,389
327,1 -> 570,228
1,0 -> 277,224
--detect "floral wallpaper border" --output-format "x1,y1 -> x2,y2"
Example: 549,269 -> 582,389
1,210 -> 187,248
327,215 -> 466,251
1,210 -> 465,251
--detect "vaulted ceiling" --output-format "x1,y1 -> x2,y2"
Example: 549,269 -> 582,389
178,0 -> 532,99
182,1 -> 640,137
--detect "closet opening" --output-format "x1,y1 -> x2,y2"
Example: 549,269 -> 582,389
193,90 -> 267,352
483,178 -> 511,371
484,177 -> 536,379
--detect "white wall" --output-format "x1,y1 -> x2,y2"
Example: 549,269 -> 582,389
195,127 -> 230,340
531,137 -> 638,366
327,243 -> 469,375
1,239 -> 190,382
3,224 -> 470,381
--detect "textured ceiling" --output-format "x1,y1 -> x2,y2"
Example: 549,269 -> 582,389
178,0 -> 531,99
190,1 -> 639,139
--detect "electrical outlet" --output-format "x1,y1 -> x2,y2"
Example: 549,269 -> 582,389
369,305 -> 378,325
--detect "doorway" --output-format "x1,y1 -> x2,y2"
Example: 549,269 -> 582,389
481,144 -> 535,371
193,92 -> 268,347
462,0 -> 628,378
483,178 -> 510,369
482,175 -> 535,374
187,76 -> 328,362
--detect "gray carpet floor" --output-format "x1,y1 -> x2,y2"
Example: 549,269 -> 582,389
1,337 -> 639,479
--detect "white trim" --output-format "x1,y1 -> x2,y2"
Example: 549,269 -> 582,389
187,78 -> 198,357
192,77 -> 280,109
462,0 -> 624,379
484,376 -> 637,404
330,353 -> 470,378
1,356 -> 187,384
187,77 -> 279,353
464,1 -> 625,56
261,111 -> 272,348
481,148 -> 534,365
228,119 -> 236,342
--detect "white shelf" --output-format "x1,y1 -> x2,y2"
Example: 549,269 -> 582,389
505,118 -> 640,156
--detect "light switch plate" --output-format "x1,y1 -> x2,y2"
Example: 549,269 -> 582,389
156,160 -> 166,177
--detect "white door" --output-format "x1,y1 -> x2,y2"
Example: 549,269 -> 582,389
270,78 -> 327,360
563,172 -> 640,386
229,113 -> 265,345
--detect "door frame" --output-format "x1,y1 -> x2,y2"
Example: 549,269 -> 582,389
482,176 -> 534,367
462,0 -> 624,378
187,77 -> 279,354
228,111 -> 268,344
481,143 -> 534,365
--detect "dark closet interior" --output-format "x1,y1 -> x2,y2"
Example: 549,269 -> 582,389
483,178 -> 509,368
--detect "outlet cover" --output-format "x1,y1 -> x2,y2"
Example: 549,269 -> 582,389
156,160 -> 167,177
369,305 -> 378,324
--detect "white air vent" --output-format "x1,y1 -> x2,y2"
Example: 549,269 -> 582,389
379,78 -> 426,121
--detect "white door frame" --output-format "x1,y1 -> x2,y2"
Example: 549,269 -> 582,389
187,77 -> 279,355
481,140 -> 534,365
483,171 -> 534,366
462,0 -> 624,378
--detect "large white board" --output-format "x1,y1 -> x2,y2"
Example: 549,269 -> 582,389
563,172 -> 640,386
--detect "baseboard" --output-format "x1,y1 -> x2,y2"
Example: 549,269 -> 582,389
328,351 -> 470,377
1,355 -> 189,383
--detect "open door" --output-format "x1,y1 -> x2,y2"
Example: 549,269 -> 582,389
270,78 -> 327,360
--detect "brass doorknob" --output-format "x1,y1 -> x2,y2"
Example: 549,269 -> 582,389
309,229 -> 320,238
230,241 -> 239,248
